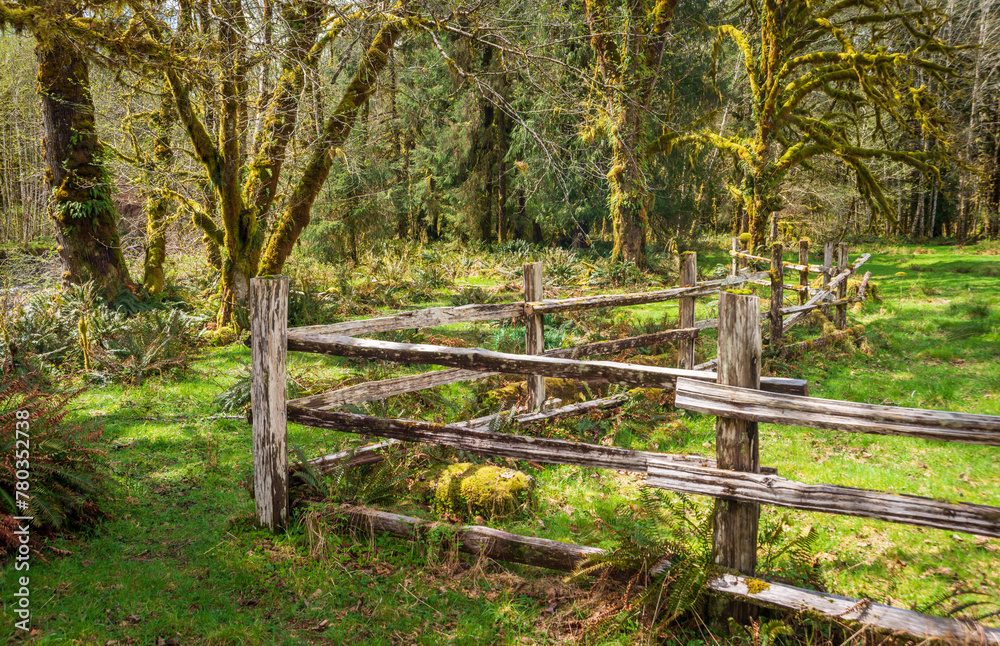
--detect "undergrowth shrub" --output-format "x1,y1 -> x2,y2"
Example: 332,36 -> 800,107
287,275 -> 338,328
0,374 -> 107,558
567,489 -> 714,635
290,445 -> 410,509
568,492 -> 822,638
0,282 -> 204,384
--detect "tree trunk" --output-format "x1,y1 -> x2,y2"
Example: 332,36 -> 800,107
37,34 -> 135,300
259,20 -> 403,276
142,196 -> 168,294
142,95 -> 175,295
609,121 -> 649,267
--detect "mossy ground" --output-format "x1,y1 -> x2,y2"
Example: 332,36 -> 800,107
2,238 -> 999,644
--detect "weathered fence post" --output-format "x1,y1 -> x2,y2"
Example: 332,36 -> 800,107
770,243 -> 784,348
798,239 -> 809,306
250,276 -> 289,531
711,289 -> 762,627
836,243 -> 849,330
678,252 -> 697,369
731,237 -> 739,275
822,242 -> 834,318
524,262 -> 546,411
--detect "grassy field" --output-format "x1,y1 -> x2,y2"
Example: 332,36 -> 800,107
2,238 -> 999,645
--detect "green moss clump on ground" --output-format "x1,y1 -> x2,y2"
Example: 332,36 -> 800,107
427,463 -> 534,520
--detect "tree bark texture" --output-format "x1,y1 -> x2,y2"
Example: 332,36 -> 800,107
37,34 -> 135,299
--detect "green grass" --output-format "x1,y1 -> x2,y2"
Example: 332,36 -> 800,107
3,239 -> 1000,643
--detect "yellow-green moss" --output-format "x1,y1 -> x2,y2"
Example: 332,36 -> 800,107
428,463 -> 534,520
481,378 -> 590,408
745,578 -> 770,594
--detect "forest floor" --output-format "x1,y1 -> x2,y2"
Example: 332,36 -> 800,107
2,238 -> 999,645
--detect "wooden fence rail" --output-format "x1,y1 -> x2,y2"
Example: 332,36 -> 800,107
646,459 -> 1000,537
525,274 -> 763,315
285,333 -> 809,395
288,327 -> 700,410
324,504 -> 1000,644
675,378 -> 1000,445
288,302 -> 525,338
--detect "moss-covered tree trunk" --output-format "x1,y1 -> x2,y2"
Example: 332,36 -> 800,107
142,196 -> 168,294
142,95 -> 175,294
259,19 -> 404,275
37,34 -> 135,299
585,0 -> 677,269
609,108 -> 649,266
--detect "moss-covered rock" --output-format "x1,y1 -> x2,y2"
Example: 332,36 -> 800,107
419,463 -> 534,520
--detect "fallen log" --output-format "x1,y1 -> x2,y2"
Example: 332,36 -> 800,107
323,504 -> 604,571
855,271 -> 872,300
708,574 -> 1000,645
286,334 -> 808,396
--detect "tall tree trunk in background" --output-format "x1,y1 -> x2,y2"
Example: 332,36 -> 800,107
900,176 -> 906,235
960,0 -> 989,242
585,0 -> 678,267
928,184 -> 939,238
142,94 -> 175,294
36,34 -> 135,299
607,111 -> 649,264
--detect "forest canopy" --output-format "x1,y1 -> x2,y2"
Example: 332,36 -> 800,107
0,0 -> 997,319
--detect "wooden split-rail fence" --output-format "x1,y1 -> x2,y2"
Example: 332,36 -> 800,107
248,248 -> 1000,643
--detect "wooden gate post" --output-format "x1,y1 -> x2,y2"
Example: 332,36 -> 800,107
731,237 -> 739,276
523,262 -> 546,411
711,289 -> 762,627
835,243 -> 849,330
250,276 -> 289,531
822,242 -> 834,318
798,239 -> 809,306
678,252 -> 697,369
770,243 -> 784,348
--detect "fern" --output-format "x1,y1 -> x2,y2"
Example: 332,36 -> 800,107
757,513 -> 824,590
727,617 -> 792,646
566,489 -> 717,633
290,444 -> 410,507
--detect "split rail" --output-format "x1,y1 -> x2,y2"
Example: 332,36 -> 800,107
248,251 -> 1000,643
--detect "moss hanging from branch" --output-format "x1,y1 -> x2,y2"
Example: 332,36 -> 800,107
649,0 -> 953,249
258,16 -> 410,276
